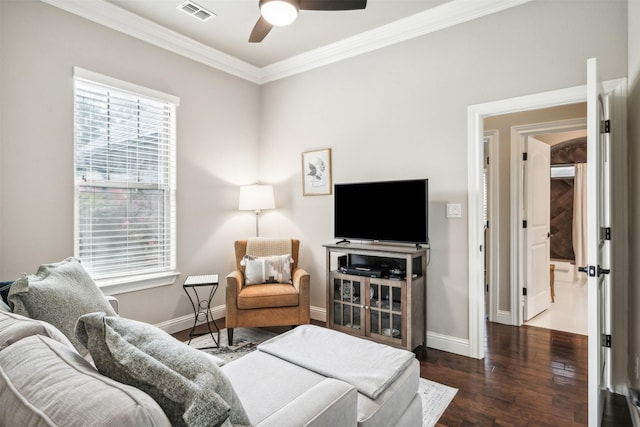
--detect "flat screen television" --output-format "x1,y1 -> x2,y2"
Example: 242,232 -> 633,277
334,179 -> 429,245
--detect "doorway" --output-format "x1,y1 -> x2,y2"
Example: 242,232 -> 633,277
484,112 -> 588,335
467,77 -> 628,395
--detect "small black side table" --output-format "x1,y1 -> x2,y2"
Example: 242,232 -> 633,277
183,274 -> 220,349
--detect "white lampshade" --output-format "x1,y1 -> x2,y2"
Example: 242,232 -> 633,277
239,184 -> 275,211
260,0 -> 298,26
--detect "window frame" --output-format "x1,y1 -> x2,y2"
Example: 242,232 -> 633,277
73,67 -> 180,294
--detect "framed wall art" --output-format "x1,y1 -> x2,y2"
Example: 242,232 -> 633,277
302,148 -> 332,196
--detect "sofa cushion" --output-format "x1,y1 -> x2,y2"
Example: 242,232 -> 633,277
241,254 -> 293,285
0,334 -> 171,427
222,350 -> 358,426
0,310 -> 74,351
76,312 -> 250,427
8,257 -> 117,355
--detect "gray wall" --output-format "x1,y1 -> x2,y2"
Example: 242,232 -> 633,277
259,0 -> 627,344
0,0 -> 261,324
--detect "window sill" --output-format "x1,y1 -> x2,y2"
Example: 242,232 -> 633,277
97,271 -> 180,295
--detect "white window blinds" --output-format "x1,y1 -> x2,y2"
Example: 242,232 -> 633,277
73,68 -> 178,280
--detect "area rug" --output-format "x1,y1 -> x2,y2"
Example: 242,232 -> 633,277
419,378 -> 457,427
185,327 -> 278,363
186,328 -> 457,426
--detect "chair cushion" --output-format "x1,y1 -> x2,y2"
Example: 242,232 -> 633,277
0,334 -> 171,427
0,310 -> 74,351
237,283 -> 299,309
76,312 -> 250,427
241,254 -> 293,285
8,257 -> 117,356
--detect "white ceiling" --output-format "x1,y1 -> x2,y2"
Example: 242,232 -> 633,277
42,0 -> 533,83
105,0 -> 451,68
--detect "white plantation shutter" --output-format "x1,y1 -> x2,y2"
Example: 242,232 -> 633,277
73,68 -> 178,280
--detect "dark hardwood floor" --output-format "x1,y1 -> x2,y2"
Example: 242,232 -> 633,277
416,321 -> 631,427
174,319 -> 632,426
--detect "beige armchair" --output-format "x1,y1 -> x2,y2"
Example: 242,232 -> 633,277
225,238 -> 310,345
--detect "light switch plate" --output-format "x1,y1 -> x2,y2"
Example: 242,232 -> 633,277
446,203 -> 462,218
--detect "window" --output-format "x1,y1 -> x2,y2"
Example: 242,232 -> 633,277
73,68 -> 179,289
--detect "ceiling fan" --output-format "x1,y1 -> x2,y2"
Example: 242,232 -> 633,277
249,0 -> 367,43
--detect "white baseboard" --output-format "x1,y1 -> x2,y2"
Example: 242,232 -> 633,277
496,310 -> 513,325
155,305 -> 472,359
426,330 -> 470,356
155,304 -> 326,334
311,306 -> 326,322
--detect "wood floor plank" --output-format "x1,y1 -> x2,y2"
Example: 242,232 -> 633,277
417,321 -> 630,426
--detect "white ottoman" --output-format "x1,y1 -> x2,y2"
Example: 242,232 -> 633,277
257,325 -> 422,427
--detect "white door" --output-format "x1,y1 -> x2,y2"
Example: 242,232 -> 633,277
585,57 -> 612,427
523,136 -> 551,321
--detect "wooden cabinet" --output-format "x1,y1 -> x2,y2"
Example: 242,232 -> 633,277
324,243 -> 427,351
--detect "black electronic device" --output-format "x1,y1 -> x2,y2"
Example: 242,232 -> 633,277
334,179 -> 428,245
339,264 -> 388,278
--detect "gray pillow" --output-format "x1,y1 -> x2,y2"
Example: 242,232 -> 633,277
76,312 -> 250,427
0,310 -> 74,351
8,257 -> 116,355
0,334 -> 171,427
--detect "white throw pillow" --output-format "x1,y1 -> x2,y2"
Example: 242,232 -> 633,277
240,254 -> 294,285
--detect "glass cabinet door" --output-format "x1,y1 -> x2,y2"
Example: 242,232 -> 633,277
367,281 -> 402,340
332,275 -> 363,332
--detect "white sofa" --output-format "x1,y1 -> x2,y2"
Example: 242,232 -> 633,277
0,257 -> 421,426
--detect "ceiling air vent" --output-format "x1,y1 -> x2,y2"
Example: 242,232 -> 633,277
177,1 -> 216,22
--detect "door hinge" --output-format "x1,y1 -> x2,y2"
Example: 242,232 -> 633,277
486,156 -> 490,165
522,152 -> 528,161
523,220 -> 528,229
601,120 -> 611,133
602,334 -> 612,348
486,283 -> 489,292
602,227 -> 611,241
522,287 -> 527,296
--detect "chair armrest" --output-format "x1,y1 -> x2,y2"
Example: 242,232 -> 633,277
105,295 -> 119,314
226,270 -> 244,306
292,268 -> 310,293
255,379 -> 357,427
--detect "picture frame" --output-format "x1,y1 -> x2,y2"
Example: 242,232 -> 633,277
302,148 -> 332,196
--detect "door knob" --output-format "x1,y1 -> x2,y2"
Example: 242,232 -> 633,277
578,266 -> 588,274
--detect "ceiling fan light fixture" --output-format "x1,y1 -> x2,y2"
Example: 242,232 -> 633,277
260,0 -> 298,26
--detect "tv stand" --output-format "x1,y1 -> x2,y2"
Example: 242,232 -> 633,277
335,239 -> 350,245
323,242 -> 427,351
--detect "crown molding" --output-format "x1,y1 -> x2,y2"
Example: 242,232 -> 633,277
41,0 -> 532,85
40,0 -> 262,83
260,0 -> 533,83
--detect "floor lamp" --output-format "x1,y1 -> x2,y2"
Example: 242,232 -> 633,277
238,184 -> 275,237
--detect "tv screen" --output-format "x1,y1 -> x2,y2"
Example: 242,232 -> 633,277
334,179 -> 428,245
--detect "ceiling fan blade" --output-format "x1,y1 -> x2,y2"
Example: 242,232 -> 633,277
299,0 -> 366,11
249,16 -> 273,43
